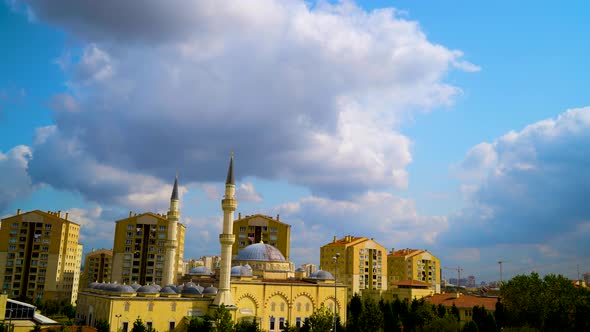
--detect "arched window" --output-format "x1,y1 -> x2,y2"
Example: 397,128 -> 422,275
124,302 -> 130,311
280,303 -> 285,312
296,303 -> 302,311
271,302 -> 276,311
148,302 -> 154,311
171,302 -> 176,312
305,303 -> 310,312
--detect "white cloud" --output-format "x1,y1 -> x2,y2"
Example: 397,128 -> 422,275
21,0 -> 476,202
236,182 -> 263,203
0,146 -> 33,212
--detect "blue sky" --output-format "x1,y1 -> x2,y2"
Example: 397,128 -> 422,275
1,0 -> 589,283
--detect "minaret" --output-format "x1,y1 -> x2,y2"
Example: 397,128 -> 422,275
213,154 -> 237,307
163,174 -> 179,286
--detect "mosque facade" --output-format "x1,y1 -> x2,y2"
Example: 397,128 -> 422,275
75,155 -> 347,332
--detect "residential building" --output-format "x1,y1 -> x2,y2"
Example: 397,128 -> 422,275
425,293 -> 498,323
320,235 -> 388,298
387,248 -> 441,293
0,209 -> 83,304
81,248 -> 113,286
111,177 -> 186,285
232,214 -> 291,261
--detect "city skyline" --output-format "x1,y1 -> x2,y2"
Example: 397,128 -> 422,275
1,0 -> 589,283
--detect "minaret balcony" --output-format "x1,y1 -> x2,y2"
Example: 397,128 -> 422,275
219,234 -> 235,245
221,199 -> 237,209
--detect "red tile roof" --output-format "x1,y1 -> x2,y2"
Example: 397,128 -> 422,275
425,293 -> 499,311
388,248 -> 423,257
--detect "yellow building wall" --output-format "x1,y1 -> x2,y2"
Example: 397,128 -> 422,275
111,213 -> 185,285
387,250 -> 441,293
76,279 -> 347,332
232,215 -> 291,261
320,236 -> 387,299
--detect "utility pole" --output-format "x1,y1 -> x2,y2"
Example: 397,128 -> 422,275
498,260 -> 510,285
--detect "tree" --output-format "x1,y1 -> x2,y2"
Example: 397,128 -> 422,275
234,320 -> 262,332
309,304 -> 334,332
450,304 -> 460,322
96,319 -> 110,332
211,304 -> 233,332
359,298 -> 382,332
187,317 -> 212,332
423,315 -> 460,332
131,318 -> 147,332
347,294 -> 363,332
462,320 -> 478,332
31,324 -> 42,332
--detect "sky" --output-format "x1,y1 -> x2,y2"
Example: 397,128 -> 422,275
1,0 -> 589,284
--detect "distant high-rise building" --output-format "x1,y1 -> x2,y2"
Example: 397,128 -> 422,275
583,272 -> 590,285
111,177 -> 185,285
320,235 -> 388,298
232,214 -> 291,261
0,209 -> 83,304
82,248 -> 113,286
387,248 -> 441,293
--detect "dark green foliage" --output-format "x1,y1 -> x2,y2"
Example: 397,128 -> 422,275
234,319 -> 261,332
187,317 -> 212,332
309,304 -> 334,332
96,319 -> 110,332
299,318 -> 311,332
501,272 -> 590,331
423,315 -> 460,332
462,320 -> 478,332
32,324 -> 42,332
450,304 -> 460,322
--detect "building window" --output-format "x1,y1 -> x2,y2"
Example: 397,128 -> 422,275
280,303 -> 285,312
270,228 -> 278,233
169,322 -> 175,332
146,322 -> 152,330
271,303 -> 276,311
269,317 -> 275,331
239,227 -> 246,232
305,303 -> 310,312
122,322 -> 129,332
148,302 -> 154,311
296,317 -> 301,327
159,225 -> 166,231
171,302 -> 176,312
279,318 -> 285,330
124,302 -> 130,311
296,303 -> 301,311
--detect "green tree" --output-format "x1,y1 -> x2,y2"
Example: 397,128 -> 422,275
423,315 -> 460,332
359,297 -> 382,332
187,317 -> 212,332
450,304 -> 460,322
31,324 -> 42,332
211,304 -> 233,332
234,320 -> 262,332
96,319 -> 110,332
300,318 -> 311,332
347,294 -> 363,332
462,320 -> 478,332
130,318 -> 147,332
309,304 -> 334,332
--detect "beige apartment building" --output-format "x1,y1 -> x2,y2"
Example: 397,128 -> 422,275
320,235 -> 388,298
110,212 -> 185,285
387,248 -> 441,293
0,210 -> 83,304
232,214 -> 291,261
81,248 -> 113,287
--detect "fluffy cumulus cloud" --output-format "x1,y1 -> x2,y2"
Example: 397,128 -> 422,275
273,191 -> 447,265
19,0 -> 477,206
0,146 -> 33,212
443,108 -> 590,267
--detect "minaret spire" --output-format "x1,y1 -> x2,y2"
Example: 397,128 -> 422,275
164,173 -> 180,286
213,153 -> 238,307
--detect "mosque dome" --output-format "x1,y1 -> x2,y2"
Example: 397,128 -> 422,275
130,282 -> 142,290
116,285 -> 137,294
136,285 -> 158,294
309,270 -> 334,280
235,243 -> 286,262
231,265 -> 253,277
189,266 -> 213,276
203,285 -> 218,295
160,286 -> 178,295
182,286 -> 203,295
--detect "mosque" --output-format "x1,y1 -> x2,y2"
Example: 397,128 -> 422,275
75,155 -> 347,332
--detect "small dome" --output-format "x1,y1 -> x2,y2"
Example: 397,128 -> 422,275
150,283 -> 162,291
164,285 -> 179,293
160,286 -> 178,294
189,266 -> 213,275
176,284 -> 184,292
96,282 -> 108,290
136,285 -> 158,294
130,282 -> 142,290
117,285 -> 136,293
194,284 -> 204,293
231,265 -> 253,277
310,270 -> 334,280
106,282 -> 120,292
182,287 -> 203,295
235,243 -> 286,262
89,281 -> 99,289
185,281 -> 197,289
296,267 -> 306,272
203,285 -> 218,295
